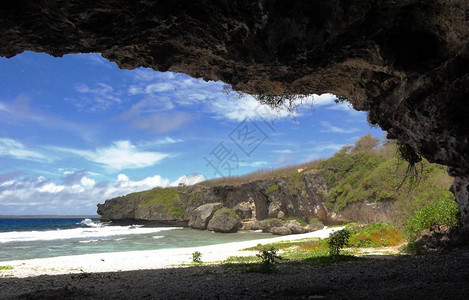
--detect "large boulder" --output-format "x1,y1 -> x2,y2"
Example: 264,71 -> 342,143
207,208 -> 241,233
286,220 -> 307,234
241,220 -> 260,230
259,219 -> 284,233
188,203 -> 222,230
270,226 -> 291,235
234,201 -> 255,220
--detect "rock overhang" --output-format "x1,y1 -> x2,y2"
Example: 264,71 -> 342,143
1,0 -> 469,231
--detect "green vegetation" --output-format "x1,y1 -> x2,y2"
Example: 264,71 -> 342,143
309,217 -> 322,226
318,136 -> 453,228
404,196 -> 460,241
347,222 -> 403,247
284,217 -> 307,226
192,251 -> 202,263
226,237 -> 358,272
135,187 -> 183,217
256,246 -> 282,272
212,207 -> 239,220
106,134 -> 456,249
328,229 -> 350,255
0,265 -> 13,270
265,184 -> 279,194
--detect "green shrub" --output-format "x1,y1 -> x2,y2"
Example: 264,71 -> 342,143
256,246 -> 282,272
349,222 -> 403,247
266,184 -> 279,194
328,229 -> 350,256
309,217 -> 323,226
0,265 -> 13,271
192,251 -> 202,263
404,196 -> 460,241
212,207 -> 240,220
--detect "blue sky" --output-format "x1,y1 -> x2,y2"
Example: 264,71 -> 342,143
0,52 -> 384,215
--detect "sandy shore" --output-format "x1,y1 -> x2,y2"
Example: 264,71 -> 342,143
0,227 -> 342,278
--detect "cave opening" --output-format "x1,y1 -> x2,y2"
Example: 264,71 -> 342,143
0,50 -> 386,216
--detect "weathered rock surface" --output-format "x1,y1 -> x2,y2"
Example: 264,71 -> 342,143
286,220 -> 308,234
270,226 -> 292,236
6,1 -> 468,231
207,208 -> 241,233
259,219 -> 285,233
188,203 -> 222,230
97,170 -> 396,231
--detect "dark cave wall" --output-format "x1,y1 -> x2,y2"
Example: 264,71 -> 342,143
1,0 -> 469,231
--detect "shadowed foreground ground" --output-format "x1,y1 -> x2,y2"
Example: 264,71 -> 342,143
1,249 -> 468,299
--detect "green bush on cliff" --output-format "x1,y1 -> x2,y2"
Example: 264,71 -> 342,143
318,137 -> 454,227
212,207 -> 240,220
404,196 -> 460,241
265,184 -> 279,194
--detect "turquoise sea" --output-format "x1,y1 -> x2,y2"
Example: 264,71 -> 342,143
0,218 -> 273,262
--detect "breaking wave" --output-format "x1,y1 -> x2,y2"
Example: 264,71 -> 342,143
0,220 -> 180,243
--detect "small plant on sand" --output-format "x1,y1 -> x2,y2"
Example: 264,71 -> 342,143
0,265 -> 13,271
328,229 -> 350,256
256,246 -> 282,272
192,251 -> 202,263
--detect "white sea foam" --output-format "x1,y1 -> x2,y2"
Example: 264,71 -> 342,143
152,236 -> 163,239
0,223 -> 180,243
78,218 -> 104,228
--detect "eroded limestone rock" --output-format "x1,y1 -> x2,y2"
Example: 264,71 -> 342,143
188,203 -> 222,230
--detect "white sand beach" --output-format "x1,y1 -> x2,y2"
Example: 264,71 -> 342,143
0,227 -> 342,278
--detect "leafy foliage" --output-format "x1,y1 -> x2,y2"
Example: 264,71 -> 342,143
265,184 -> 279,194
0,265 -> 13,270
318,138 -> 453,227
348,222 -> 403,247
118,187 -> 183,217
396,142 -> 423,189
212,207 -> 240,220
192,251 -> 202,263
256,246 -> 282,265
404,196 -> 460,241
328,229 -> 350,256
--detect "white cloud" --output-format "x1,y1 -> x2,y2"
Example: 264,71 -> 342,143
0,103 -> 11,113
320,121 -> 359,134
239,161 -> 269,167
80,176 -> 96,187
133,69 -> 176,82
272,149 -> 293,154
138,137 -> 184,148
169,173 -> 206,187
36,183 -> 65,194
117,97 -> 189,133
49,140 -> 170,170
0,172 -> 199,214
115,173 -> 170,190
311,143 -> 348,153
145,83 -> 174,93
0,138 -> 48,162
68,82 -> 122,112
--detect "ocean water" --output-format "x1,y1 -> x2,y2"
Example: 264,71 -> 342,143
0,218 -> 273,262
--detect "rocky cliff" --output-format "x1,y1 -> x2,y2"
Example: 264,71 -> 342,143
97,170 -> 334,228
98,140 -> 454,233
2,0 -> 468,233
